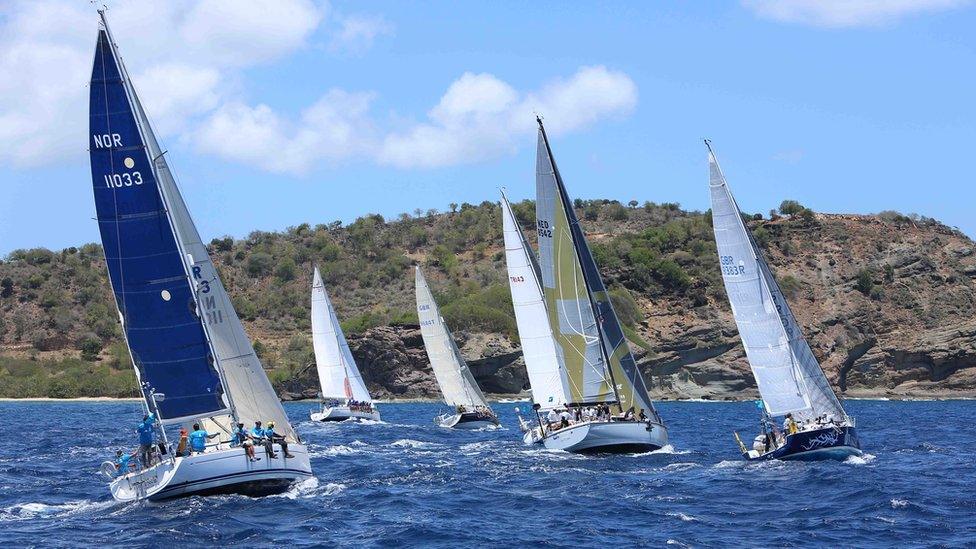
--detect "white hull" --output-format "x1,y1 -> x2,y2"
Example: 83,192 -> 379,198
524,420 -> 668,454
435,413 -> 499,429
108,443 -> 312,502
310,406 -> 380,422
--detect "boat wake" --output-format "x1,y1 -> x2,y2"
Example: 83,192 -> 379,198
844,453 -> 876,466
630,444 -> 690,457
0,499 -> 114,522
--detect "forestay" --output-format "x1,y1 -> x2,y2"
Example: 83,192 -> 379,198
89,27 -> 227,423
501,192 -> 568,409
311,267 -> 372,403
415,268 -> 489,408
708,144 -> 846,422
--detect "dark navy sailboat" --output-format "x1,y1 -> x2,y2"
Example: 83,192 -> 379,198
707,141 -> 862,461
89,10 -> 311,500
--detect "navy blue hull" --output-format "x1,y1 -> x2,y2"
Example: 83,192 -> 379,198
745,426 -> 861,461
456,412 -> 499,426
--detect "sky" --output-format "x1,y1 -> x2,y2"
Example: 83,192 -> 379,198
1,0 -> 974,255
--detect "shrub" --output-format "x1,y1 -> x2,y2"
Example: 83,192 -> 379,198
275,257 -> 298,283
246,252 -> 273,277
798,208 -> 816,224
79,336 -> 103,361
883,264 -> 895,283
779,200 -> 805,216
855,268 -> 874,295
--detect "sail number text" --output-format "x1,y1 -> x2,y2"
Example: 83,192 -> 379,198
537,220 -> 552,238
720,255 -> 745,276
93,133 -> 144,188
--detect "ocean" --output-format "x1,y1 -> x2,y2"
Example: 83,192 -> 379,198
0,400 -> 972,547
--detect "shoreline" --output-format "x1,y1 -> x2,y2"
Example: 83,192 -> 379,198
2,395 -> 975,403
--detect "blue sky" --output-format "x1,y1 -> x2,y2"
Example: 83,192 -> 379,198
1,0 -> 974,255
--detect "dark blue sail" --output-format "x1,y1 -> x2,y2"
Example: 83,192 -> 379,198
89,29 -> 226,421
537,119 -> 659,418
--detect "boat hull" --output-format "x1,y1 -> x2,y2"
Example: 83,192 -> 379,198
310,406 -> 380,422
744,426 -> 861,461
435,412 -> 500,429
524,420 -> 668,454
108,443 -> 312,502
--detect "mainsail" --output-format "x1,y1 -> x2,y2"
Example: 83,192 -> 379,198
535,119 -> 660,417
501,192 -> 568,409
90,13 -> 297,440
415,268 -> 489,408
707,142 -> 846,422
311,267 -> 372,403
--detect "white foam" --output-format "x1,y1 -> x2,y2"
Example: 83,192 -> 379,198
630,444 -> 691,457
314,445 -> 360,457
890,499 -> 909,509
844,453 -> 876,466
273,477 -> 320,500
667,511 -> 698,522
389,439 -> 437,449
662,462 -> 700,472
0,500 -> 111,522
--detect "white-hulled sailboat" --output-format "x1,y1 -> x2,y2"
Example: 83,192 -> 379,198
504,118 -> 668,453
415,268 -> 500,429
706,141 -> 862,461
89,11 -> 311,501
309,267 -> 380,422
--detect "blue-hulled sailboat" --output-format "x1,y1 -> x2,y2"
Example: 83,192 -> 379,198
89,10 -> 312,500
706,141 -> 862,461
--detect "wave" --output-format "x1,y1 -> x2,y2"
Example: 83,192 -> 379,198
666,511 -> 698,522
389,439 -> 438,449
844,453 -> 876,466
630,444 -> 691,457
0,499 -> 113,522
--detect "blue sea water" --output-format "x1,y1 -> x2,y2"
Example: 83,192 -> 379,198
0,400 -> 973,547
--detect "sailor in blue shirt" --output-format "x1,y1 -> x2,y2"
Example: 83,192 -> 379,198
115,449 -> 136,477
136,413 -> 156,468
251,420 -> 276,459
233,422 -> 259,462
188,423 -> 218,454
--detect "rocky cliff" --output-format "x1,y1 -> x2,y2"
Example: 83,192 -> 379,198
1,199 -> 974,401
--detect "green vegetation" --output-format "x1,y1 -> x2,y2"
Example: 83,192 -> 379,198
0,196 -> 966,397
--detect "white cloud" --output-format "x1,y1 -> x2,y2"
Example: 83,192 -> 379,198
191,65 -> 638,174
380,66 -> 638,169
742,0 -> 971,28
329,14 -> 394,55
194,89 -> 376,175
0,0 -> 328,167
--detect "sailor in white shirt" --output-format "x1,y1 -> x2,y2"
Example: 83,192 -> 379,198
547,409 -> 559,426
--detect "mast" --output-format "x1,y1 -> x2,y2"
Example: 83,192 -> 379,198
98,10 -> 238,425
536,117 -> 624,409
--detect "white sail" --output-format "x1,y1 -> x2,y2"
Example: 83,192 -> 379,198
500,191 -> 568,409
125,62 -> 298,441
311,267 -> 372,403
415,267 -> 489,408
708,144 -> 846,422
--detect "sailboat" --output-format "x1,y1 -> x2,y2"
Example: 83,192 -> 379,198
88,11 -> 312,501
415,267 -> 500,429
309,267 -> 380,422
503,118 -> 668,453
706,141 -> 862,461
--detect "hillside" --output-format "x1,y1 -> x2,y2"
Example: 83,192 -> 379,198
1,198 -> 975,401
